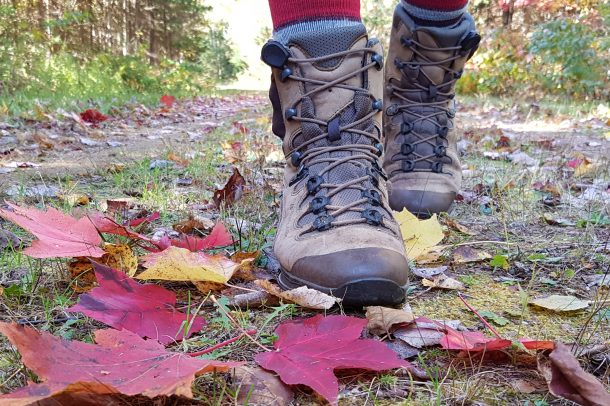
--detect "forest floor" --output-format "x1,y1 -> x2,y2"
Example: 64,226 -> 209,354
1,93 -> 609,405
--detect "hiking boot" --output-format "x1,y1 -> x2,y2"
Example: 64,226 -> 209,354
261,26 -> 410,307
383,4 -> 480,218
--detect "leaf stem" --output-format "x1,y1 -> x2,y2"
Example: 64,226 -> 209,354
458,293 -> 503,339
188,329 -> 257,357
210,295 -> 271,352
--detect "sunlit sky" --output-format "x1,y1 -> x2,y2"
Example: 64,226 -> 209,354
208,0 -> 273,90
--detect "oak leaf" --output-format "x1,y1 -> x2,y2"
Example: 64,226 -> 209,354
138,246 -> 239,283
69,262 -> 205,344
255,315 -> 411,405
0,203 -> 104,258
0,323 -> 239,404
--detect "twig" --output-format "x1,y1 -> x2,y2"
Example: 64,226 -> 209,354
210,295 -> 271,352
457,293 -> 503,339
188,329 -> 257,357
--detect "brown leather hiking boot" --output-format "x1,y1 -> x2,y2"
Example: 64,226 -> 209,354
383,5 -> 480,218
261,26 -> 410,306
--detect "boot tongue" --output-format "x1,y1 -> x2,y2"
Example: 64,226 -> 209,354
415,13 -> 476,49
288,25 -> 367,69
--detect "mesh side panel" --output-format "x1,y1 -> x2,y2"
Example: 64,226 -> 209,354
297,93 -> 392,228
288,25 -> 367,68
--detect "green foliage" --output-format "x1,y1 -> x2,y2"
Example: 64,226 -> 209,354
529,19 -> 608,98
0,1 -> 245,117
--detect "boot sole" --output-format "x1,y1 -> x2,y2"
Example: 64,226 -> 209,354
278,270 -> 406,307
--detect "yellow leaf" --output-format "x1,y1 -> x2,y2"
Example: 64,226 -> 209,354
103,243 -> 138,277
138,246 -> 238,283
394,209 -> 444,260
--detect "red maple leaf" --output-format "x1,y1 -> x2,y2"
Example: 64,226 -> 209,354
89,212 -> 162,251
0,323 -> 240,404
256,315 -> 410,405
79,109 -> 109,125
127,211 -> 160,227
0,203 -> 104,258
69,262 -> 205,344
171,223 -> 233,252
160,95 -> 176,109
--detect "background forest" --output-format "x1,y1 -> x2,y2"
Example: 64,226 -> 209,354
0,0 -> 608,117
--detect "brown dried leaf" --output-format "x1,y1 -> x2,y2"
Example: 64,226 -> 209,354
452,246 -> 492,264
254,280 -> 337,310
365,306 -> 415,336
235,367 -> 294,406
422,274 -> 465,290
541,342 -> 610,406
445,218 -> 478,235
213,167 -> 246,208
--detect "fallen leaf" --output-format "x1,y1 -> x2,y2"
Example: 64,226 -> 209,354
80,109 -> 108,125
255,315 -> 410,405
540,342 -> 610,406
173,216 -> 215,234
452,246 -> 492,264
445,218 -> 478,235
411,266 -> 447,279
234,367 -> 294,406
139,246 -> 238,283
231,251 -> 260,281
365,306 -> 415,336
226,290 -> 279,308
68,243 -> 139,291
529,295 -> 590,312
490,254 -> 510,270
255,280 -> 337,310
422,274 -> 465,290
393,319 -> 446,348
0,228 -> 21,251
0,203 -> 104,258
394,209 -> 444,260
127,211 -> 160,227
213,167 -> 246,208
170,223 -> 233,252
160,95 -> 176,109
0,323 -> 239,404
478,310 -> 510,326
510,378 -> 547,394
69,262 -> 205,344
90,212 -> 160,249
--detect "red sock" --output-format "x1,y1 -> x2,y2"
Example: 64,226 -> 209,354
268,0 -> 361,31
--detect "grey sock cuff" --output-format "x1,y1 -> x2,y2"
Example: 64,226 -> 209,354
400,0 -> 468,22
274,19 -> 365,45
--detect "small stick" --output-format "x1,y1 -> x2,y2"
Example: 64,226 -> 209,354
188,329 -> 257,357
210,295 -> 271,352
458,293 -> 503,339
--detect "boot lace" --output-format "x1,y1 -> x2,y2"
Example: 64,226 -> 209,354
280,45 -> 394,235
387,36 -> 465,176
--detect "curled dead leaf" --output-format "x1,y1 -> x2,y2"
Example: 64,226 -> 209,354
213,167 -> 246,208
365,306 -> 415,336
254,280 -> 337,310
234,367 -> 294,406
422,274 -> 465,290
452,246 -> 492,264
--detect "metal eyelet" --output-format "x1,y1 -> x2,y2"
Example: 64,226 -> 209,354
434,145 -> 447,158
372,99 -> 383,111
285,108 -> 297,120
401,143 -> 415,155
310,196 -> 330,214
306,175 -> 324,195
372,53 -> 384,70
386,104 -> 399,116
447,109 -> 456,119
374,142 -> 384,157
362,209 -> 383,226
291,151 -> 303,166
402,160 -> 415,172
362,189 -> 381,206
400,36 -> 414,48
289,165 -> 308,186
401,122 -> 413,134
432,162 -> 444,173
280,67 -> 293,82
313,214 -> 334,231
438,126 -> 449,138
